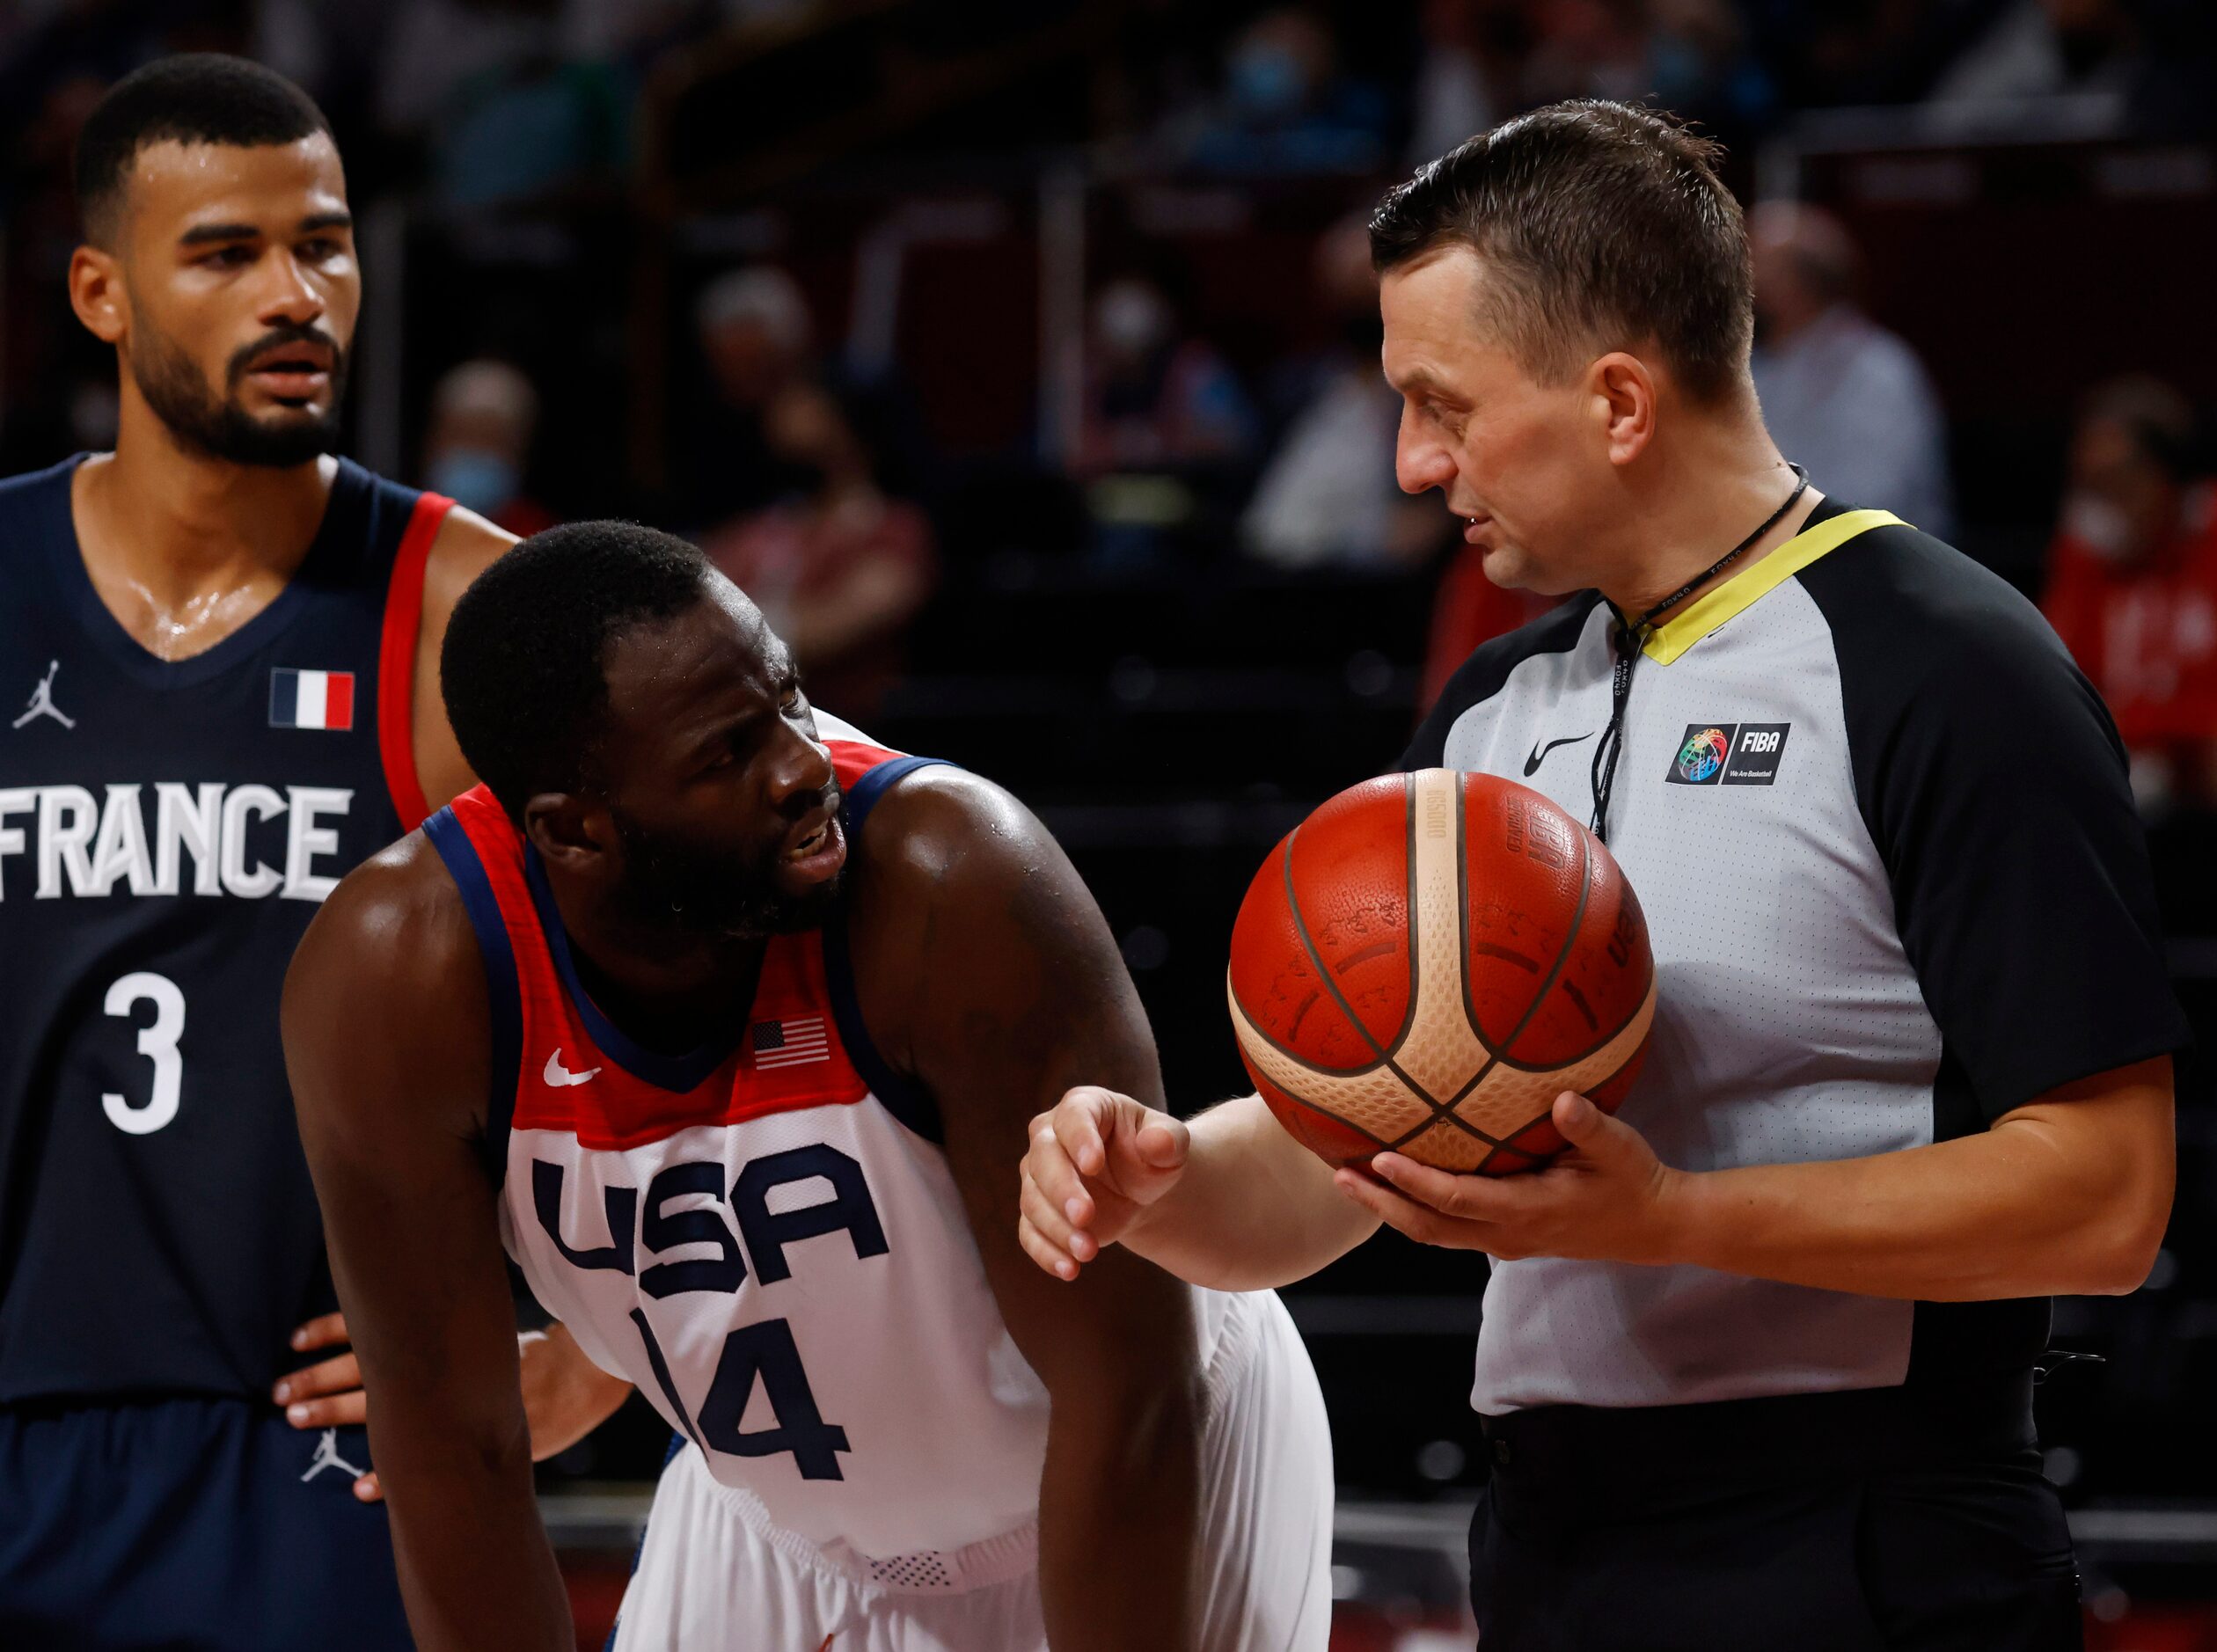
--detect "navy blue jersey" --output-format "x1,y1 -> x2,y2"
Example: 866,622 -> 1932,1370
0,454 -> 452,1403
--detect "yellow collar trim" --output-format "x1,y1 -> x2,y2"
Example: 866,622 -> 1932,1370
1641,508 -> 1905,665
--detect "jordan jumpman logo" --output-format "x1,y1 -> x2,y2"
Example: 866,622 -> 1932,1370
13,661 -> 74,730
300,1428 -> 368,1483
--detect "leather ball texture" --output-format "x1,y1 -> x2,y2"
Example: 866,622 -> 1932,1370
1227,769 -> 1657,1174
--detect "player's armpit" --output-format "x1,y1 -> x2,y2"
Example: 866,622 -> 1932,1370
844,768 -> 1203,1652
282,837 -> 571,1652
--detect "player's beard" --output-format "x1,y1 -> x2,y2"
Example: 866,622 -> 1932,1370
609,808 -> 843,941
128,317 -> 347,467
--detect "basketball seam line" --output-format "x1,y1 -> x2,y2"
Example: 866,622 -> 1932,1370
1408,807 -> 1599,1139
1465,977 -> 1654,1074
1481,1033 -> 1650,1165
1274,781 -> 1436,1102
1472,812 -> 1596,1085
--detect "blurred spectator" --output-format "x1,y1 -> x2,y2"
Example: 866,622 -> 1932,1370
375,0 -> 627,209
1241,216 -> 1432,570
683,265 -> 819,525
701,383 -> 936,719
2041,375 -> 2217,810
1749,201 -> 1954,537
1178,8 -> 1391,174
1925,0 -> 2215,136
1642,0 -> 1775,135
1522,0 -> 1772,138
1077,275 -> 1259,569
1407,0 -> 1518,164
423,357 -> 556,536
1079,277 -> 1257,474
1928,0 -> 2141,108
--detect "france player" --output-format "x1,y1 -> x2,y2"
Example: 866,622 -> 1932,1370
0,55 -> 514,1649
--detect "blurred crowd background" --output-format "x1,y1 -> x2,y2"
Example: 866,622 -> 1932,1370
5,0 -> 2217,1643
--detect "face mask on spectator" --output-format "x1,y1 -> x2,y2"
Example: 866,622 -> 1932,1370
2064,493 -> 2138,563
429,449 -> 521,518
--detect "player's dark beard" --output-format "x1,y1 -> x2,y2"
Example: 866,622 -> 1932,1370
129,318 -> 348,467
610,808 -> 843,940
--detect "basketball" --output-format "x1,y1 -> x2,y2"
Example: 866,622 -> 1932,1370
1227,769 -> 1657,1175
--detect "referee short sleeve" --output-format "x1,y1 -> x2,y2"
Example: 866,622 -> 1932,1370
1803,534 -> 2189,1119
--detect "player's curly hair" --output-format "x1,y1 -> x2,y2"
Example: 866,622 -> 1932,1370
1369,100 -> 1752,405
440,521 -> 711,822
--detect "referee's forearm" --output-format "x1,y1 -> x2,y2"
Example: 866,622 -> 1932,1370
1671,1066 -> 2174,1300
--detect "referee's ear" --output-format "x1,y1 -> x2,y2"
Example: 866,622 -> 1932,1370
1589,351 -> 1657,469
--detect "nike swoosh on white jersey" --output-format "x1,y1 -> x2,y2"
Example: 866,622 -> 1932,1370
543,1049 -> 602,1087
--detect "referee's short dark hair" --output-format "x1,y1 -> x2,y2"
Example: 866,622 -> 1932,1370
441,522 -> 713,822
75,55 -> 331,245
1370,100 -> 1752,406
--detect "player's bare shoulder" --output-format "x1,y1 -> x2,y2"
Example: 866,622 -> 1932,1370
423,501 -> 517,611
841,763 -> 1079,967
839,757 -> 1152,1107
848,763 -> 1050,894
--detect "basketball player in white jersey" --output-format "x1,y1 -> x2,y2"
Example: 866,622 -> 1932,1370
280,522 -> 1335,1651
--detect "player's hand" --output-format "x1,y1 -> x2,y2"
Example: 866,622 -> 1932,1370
276,1312 -> 385,1502
521,1323 -> 636,1461
1019,1085 -> 1189,1280
1334,1091 -> 1688,1265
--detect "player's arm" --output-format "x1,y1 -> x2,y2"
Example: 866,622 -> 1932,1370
851,770 -> 1204,1652
1020,1087 -> 1378,1292
411,506 -> 517,808
282,842 -> 571,1652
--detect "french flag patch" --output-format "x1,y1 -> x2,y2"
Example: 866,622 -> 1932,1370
269,668 -> 356,731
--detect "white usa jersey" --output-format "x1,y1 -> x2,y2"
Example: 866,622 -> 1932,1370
422,719 -> 1239,1568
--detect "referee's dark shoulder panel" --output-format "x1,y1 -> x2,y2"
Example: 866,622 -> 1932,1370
1796,521 -> 2191,1122
1401,591 -> 1603,773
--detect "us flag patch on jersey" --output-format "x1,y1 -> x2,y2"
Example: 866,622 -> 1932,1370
752,1015 -> 830,1070
269,668 -> 355,731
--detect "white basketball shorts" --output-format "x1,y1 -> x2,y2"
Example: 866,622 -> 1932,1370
608,1289 -> 1334,1652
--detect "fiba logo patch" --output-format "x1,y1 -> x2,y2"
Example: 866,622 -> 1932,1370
1665,722 -> 1791,786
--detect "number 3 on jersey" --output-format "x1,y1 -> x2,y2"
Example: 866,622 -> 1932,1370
104,970 -> 184,1135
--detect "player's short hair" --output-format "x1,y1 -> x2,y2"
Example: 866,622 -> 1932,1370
75,55 -> 331,245
1369,100 -> 1752,405
441,522 -> 713,822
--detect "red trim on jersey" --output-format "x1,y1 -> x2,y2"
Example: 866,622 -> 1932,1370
830,737 -> 904,792
445,738 -> 904,1151
378,492 -> 455,833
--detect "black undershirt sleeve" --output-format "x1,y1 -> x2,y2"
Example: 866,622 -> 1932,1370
1803,530 -> 2189,1121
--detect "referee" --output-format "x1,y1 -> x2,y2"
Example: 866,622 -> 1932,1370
1016,101 -> 2185,1650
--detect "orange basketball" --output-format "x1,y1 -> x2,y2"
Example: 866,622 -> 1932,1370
1227,769 -> 1657,1175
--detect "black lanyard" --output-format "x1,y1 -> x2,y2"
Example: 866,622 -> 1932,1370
1587,464 -> 1810,844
